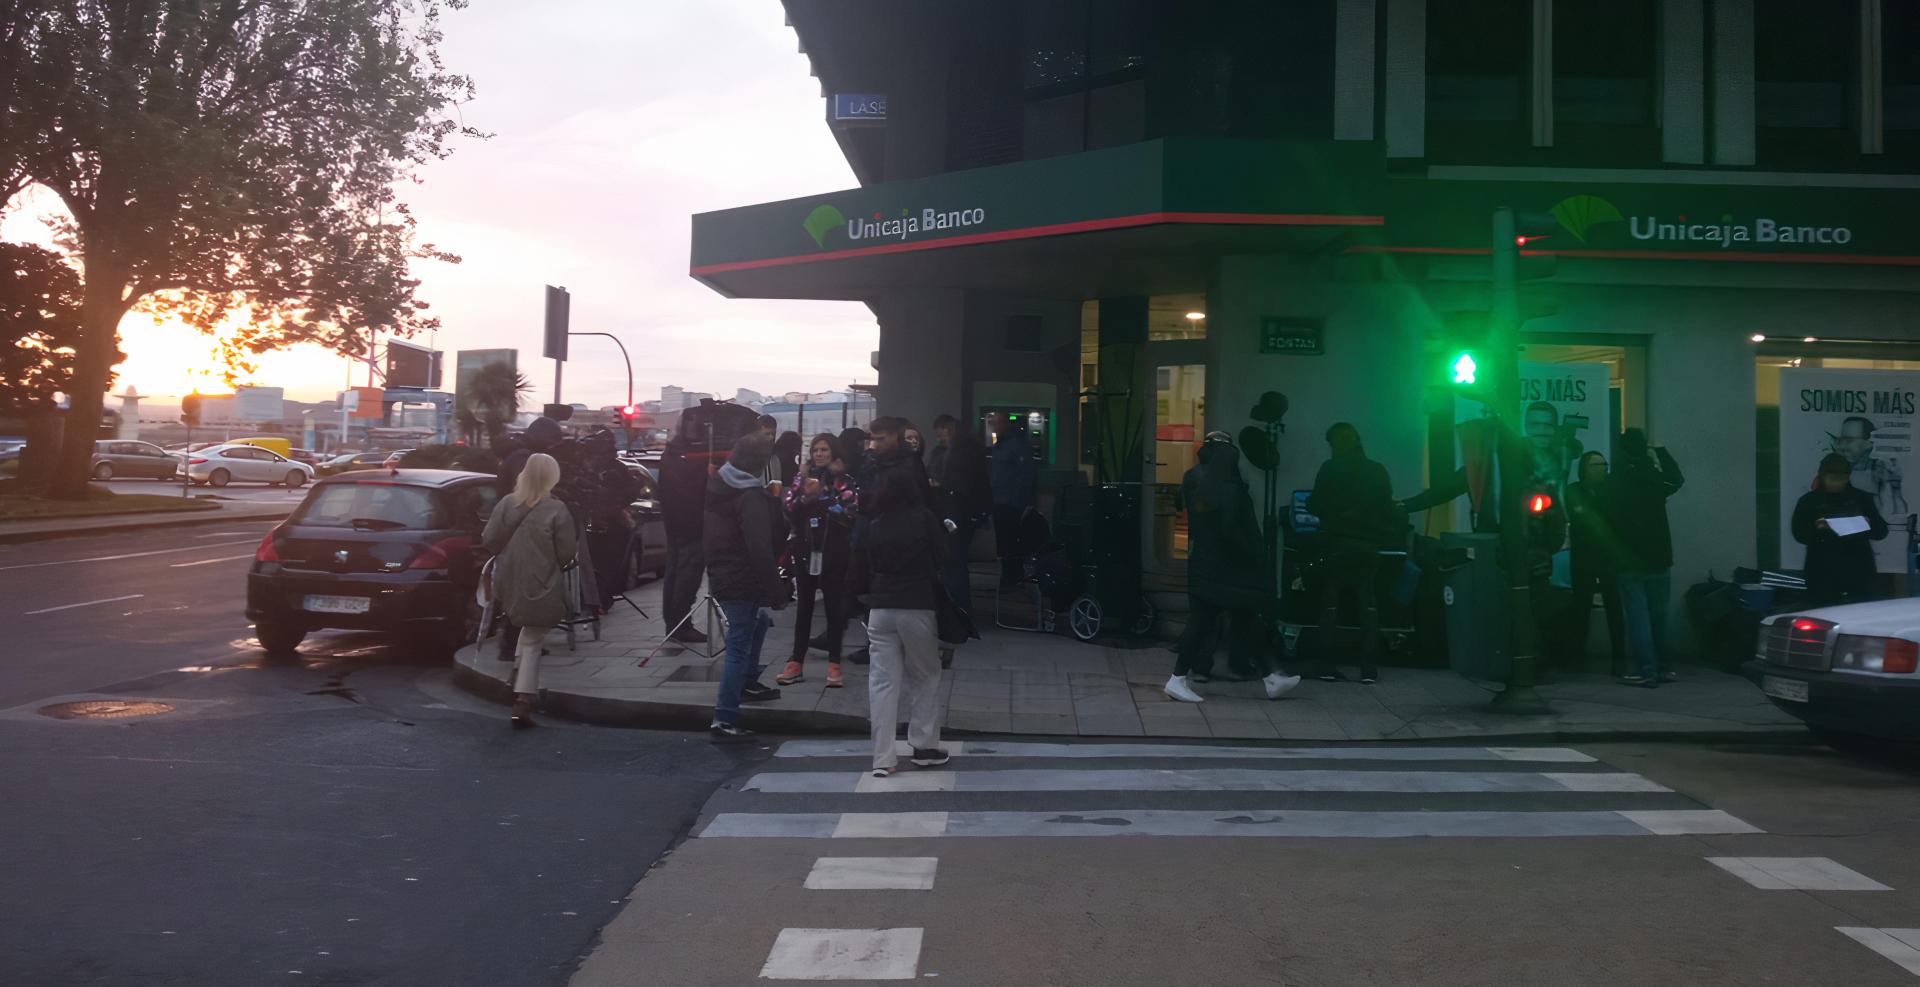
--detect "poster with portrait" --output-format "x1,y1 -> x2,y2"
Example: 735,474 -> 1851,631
1455,361 -> 1612,490
1779,367 -> 1918,573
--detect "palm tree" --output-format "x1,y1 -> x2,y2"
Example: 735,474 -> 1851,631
458,361 -> 530,447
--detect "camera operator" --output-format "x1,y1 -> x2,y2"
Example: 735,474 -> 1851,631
580,428 -> 640,612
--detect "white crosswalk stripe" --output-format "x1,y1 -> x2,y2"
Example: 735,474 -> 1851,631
698,740 -> 1761,842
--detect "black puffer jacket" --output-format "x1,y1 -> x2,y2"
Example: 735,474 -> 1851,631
860,506 -> 948,610
497,416 -> 564,498
1792,483 -> 1888,600
703,468 -> 785,605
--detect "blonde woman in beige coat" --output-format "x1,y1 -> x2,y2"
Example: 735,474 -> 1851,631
482,452 -> 577,727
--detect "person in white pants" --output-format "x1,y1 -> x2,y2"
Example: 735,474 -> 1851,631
481,453 -> 578,728
856,431 -> 951,777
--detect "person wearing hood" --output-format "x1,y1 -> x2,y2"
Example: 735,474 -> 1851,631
1304,423 -> 1399,685
704,436 -> 787,738
497,415 -> 565,499
1793,452 -> 1889,606
1165,433 -> 1302,704
773,430 -> 804,488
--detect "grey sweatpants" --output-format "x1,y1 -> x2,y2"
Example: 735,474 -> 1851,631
867,608 -> 943,770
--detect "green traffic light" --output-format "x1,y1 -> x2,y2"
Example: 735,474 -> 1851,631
1451,352 -> 1478,385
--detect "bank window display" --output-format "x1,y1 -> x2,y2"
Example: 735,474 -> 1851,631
1756,352 -> 1920,570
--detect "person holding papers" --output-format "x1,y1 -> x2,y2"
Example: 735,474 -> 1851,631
1793,453 -> 1890,606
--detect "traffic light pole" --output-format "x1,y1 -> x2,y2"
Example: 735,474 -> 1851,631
1488,207 -> 1550,714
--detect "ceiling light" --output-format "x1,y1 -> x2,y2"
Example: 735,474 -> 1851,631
1185,311 -> 1206,321
1803,336 -> 1817,343
1750,333 -> 1766,343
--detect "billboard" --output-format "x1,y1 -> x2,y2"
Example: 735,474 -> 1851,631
347,386 -> 385,421
453,349 -> 520,440
235,386 -> 284,423
386,340 -> 441,389
1779,367 -> 1918,573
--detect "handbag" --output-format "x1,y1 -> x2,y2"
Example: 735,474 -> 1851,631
933,576 -> 979,645
476,503 -> 538,639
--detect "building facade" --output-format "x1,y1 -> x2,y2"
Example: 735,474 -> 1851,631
691,0 -> 1920,629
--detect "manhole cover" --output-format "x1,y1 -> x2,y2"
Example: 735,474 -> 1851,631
36,700 -> 175,720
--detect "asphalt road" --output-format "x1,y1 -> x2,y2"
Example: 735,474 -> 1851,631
0,521 -> 751,985
99,476 -> 311,505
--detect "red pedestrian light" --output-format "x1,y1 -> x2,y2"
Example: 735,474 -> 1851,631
1527,492 -> 1553,514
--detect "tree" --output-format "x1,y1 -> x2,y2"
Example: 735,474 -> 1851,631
453,360 -> 528,448
1,1 -> 477,497
0,241 -> 113,413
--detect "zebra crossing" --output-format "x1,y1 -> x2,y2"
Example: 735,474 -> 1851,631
694,739 -> 1762,843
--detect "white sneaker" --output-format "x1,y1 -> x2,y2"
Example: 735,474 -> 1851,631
1163,674 -> 1204,703
1263,673 -> 1302,700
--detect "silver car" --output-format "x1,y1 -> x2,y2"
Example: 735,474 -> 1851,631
91,439 -> 181,480
184,444 -> 315,488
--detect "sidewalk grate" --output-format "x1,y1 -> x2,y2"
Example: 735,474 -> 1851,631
37,700 -> 175,720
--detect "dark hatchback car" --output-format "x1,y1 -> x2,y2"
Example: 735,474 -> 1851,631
248,470 -> 498,656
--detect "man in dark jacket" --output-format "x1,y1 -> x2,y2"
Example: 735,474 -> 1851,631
1164,434 -> 1301,704
858,418 -> 925,516
930,414 -> 990,612
1305,423 -> 1399,684
658,434 -> 710,643
1608,429 -> 1684,686
704,436 -> 786,737
989,416 -> 1037,587
497,416 -> 564,499
1793,452 -> 1889,606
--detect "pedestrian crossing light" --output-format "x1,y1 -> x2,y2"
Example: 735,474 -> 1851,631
1528,491 -> 1553,514
1451,352 -> 1478,385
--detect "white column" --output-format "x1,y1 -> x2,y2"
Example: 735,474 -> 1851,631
1333,0 -> 1378,141
1711,0 -> 1756,165
1383,0 -> 1427,158
1660,0 -> 1707,163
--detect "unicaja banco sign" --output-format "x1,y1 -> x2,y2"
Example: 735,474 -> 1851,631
1547,194 -> 1856,250
802,203 -> 988,248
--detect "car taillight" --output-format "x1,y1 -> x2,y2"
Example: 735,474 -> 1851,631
255,531 -> 279,562
408,536 -> 470,570
188,457 -> 208,465
1832,634 -> 1919,674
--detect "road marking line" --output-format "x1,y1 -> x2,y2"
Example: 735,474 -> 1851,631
804,857 -> 938,891
774,740 -> 1594,763
1837,928 -> 1920,977
749,768 -> 1668,795
1708,858 -> 1893,891
0,541 -> 255,572
168,554 -> 255,568
24,593 -> 145,615
702,808 -> 1760,840
1617,809 -> 1763,835
759,927 -> 922,980
831,812 -> 949,839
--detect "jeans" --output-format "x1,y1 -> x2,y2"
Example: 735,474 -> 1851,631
1315,552 -> 1381,677
1176,596 -> 1268,678
1560,565 -> 1625,674
789,563 -> 846,664
662,534 -> 705,631
1616,569 -> 1671,680
713,601 -> 772,725
867,608 -> 942,769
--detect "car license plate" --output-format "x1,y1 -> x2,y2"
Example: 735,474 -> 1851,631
304,595 -> 370,615
1762,674 -> 1809,703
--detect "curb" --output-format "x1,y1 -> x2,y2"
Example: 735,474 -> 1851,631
0,507 -> 292,545
449,661 -> 1813,745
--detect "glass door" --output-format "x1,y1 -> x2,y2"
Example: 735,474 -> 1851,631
1151,362 -> 1206,564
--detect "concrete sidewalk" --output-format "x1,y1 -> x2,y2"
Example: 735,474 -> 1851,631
452,575 -> 1806,743
0,499 -> 292,543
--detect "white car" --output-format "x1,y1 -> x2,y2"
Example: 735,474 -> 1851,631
1746,597 -> 1920,745
183,444 -> 315,488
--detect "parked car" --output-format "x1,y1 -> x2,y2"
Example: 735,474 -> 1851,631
382,448 -> 415,469
287,448 -> 319,465
247,469 -> 498,656
184,444 -> 316,488
316,451 -> 390,476
90,439 -> 181,480
1745,598 -> 1920,746
625,463 -> 668,586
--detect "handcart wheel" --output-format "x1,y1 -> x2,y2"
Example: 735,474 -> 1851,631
1130,595 -> 1156,636
1068,594 -> 1103,642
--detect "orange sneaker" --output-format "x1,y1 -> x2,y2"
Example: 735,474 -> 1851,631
825,663 -> 844,688
776,661 -> 804,685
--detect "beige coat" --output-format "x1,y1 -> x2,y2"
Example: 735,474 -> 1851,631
483,495 -> 578,628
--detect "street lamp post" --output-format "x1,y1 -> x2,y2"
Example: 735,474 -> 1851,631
566,332 -> 634,410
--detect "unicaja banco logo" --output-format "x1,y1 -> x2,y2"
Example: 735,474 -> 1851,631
802,205 -> 845,247
802,202 -> 988,248
1548,194 -> 1624,243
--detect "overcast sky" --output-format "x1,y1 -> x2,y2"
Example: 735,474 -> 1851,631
9,0 -> 876,407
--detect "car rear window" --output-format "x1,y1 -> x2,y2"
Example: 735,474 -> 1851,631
295,482 -> 448,530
